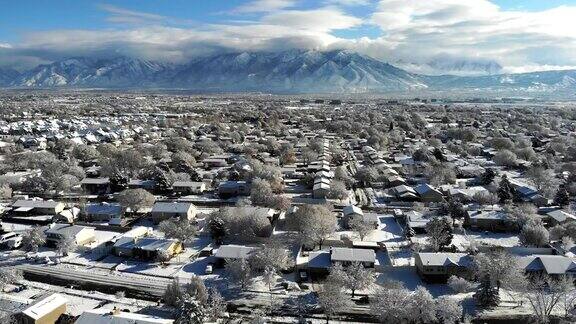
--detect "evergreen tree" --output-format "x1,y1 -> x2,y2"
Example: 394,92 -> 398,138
474,275 -> 500,308
110,169 -> 129,192
498,175 -> 514,203
208,217 -> 226,244
433,148 -> 446,162
480,168 -> 496,185
554,185 -> 570,206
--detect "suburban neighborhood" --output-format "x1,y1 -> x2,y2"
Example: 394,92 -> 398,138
0,93 -> 576,323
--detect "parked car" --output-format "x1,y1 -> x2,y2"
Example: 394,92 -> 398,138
0,232 -> 19,244
3,236 -> 22,249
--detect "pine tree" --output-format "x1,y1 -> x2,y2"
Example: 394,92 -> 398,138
474,275 -> 500,308
554,185 -> 570,206
498,175 -> 514,203
480,168 -> 496,185
110,170 -> 129,192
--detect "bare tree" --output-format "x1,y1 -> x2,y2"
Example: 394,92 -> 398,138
349,216 -> 374,241
159,217 -> 197,243
226,259 -> 252,290
248,244 -> 293,273
436,296 -> 462,323
520,220 -> 550,247
117,188 -> 155,212
329,263 -> 375,298
317,278 -> 352,323
406,286 -> 437,323
205,288 -> 227,322
472,250 -> 524,292
288,204 -> 336,249
56,234 -> 76,257
22,226 -> 46,252
370,286 -> 411,323
522,274 -> 569,323
0,269 -> 23,291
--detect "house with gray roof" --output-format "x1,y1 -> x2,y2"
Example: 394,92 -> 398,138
520,255 -> 576,277
414,183 -> 444,203
214,244 -> 257,267
465,209 -> 509,231
84,203 -> 123,221
11,199 -> 65,215
415,252 -> 473,282
330,247 -> 376,268
149,202 -> 196,223
45,224 -> 95,247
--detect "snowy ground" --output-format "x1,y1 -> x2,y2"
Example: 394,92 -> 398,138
365,214 -> 405,243
2,279 -> 160,317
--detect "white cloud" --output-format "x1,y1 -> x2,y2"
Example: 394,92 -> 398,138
232,0 -> 296,13
368,0 -> 576,69
99,4 -> 168,24
325,0 -> 371,6
3,0 -> 576,74
263,7 -> 363,32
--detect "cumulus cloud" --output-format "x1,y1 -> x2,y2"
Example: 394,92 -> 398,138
262,7 -> 363,32
368,0 -> 576,70
2,0 -> 576,74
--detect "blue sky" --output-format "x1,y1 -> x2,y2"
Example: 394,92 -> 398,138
0,0 -> 573,41
1,0 -> 576,72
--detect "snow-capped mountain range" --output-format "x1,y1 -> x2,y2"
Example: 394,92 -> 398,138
1,49 -> 575,94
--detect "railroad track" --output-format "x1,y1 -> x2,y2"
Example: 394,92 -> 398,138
18,264 -> 170,300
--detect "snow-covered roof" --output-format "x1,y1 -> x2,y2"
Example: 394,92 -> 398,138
331,247 -> 375,263
416,252 -> 472,267
215,244 -> 257,260
22,293 -> 67,320
75,308 -> 173,324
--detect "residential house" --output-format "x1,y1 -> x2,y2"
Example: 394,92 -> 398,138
75,308 -> 173,324
149,202 -> 197,223
45,224 -> 96,247
405,211 -> 431,234
218,181 -> 250,198
132,237 -> 183,261
128,179 -> 156,191
342,205 -> 363,225
112,226 -> 152,257
20,293 -> 67,324
330,247 -> 376,268
11,200 -> 65,215
172,181 -> 206,195
81,177 -> 111,195
447,186 -> 488,202
84,203 -> 123,222
213,244 -> 257,267
520,255 -> 576,277
414,184 -> 444,203
390,185 -> 418,201
465,210 -> 508,231
414,252 -> 473,282
313,181 -> 330,199
545,210 -> 576,226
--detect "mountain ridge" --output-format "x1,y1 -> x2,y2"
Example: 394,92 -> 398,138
3,50 -> 576,94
